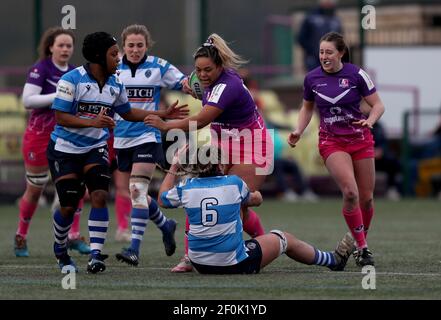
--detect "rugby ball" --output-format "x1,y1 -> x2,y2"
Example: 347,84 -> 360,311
189,70 -> 203,100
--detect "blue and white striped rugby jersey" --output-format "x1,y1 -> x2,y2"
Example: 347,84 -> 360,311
51,64 -> 131,154
114,55 -> 185,149
161,175 -> 251,266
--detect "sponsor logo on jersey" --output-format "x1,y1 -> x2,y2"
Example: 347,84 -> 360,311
207,83 -> 226,104
57,80 -> 74,101
339,78 -> 349,88
145,69 -> 152,78
77,103 -> 112,118
29,68 -> 40,79
330,106 -> 342,115
126,86 -> 155,102
157,58 -> 167,67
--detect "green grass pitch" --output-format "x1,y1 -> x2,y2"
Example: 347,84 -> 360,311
0,199 -> 440,299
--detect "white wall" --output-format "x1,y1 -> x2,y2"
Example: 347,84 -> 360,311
365,46 -> 441,138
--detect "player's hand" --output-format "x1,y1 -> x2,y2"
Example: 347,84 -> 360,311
145,114 -> 166,130
181,77 -> 194,96
353,119 -> 374,129
287,130 -> 301,148
92,108 -> 115,128
161,100 -> 189,119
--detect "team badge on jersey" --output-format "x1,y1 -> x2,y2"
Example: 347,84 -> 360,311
144,69 -> 152,78
339,78 -> 349,88
110,87 -> 115,96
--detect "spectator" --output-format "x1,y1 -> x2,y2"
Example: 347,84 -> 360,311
273,128 -> 319,202
297,0 -> 342,72
372,121 -> 402,200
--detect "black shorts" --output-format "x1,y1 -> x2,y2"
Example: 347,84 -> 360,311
190,239 -> 262,274
115,142 -> 164,172
47,140 -> 109,181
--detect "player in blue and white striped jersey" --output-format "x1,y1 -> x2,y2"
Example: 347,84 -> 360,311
158,145 -> 355,274
114,25 -> 193,267
47,32 -> 188,274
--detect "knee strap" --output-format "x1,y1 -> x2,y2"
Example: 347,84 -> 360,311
129,175 -> 151,207
26,171 -> 50,188
85,165 -> 111,193
270,229 -> 287,256
55,179 -> 85,208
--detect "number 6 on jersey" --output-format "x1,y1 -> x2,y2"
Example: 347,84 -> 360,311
201,198 -> 218,226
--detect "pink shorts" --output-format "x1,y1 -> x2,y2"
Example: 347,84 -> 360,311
211,127 -> 274,172
22,129 -> 51,167
318,131 -> 375,162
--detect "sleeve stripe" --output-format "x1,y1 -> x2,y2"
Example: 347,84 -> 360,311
358,69 -> 375,91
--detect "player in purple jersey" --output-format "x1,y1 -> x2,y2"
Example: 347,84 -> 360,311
288,32 -> 385,267
14,27 -> 89,257
145,34 -> 272,272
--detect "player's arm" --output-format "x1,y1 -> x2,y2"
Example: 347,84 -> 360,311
246,191 -> 263,207
144,104 -> 222,131
55,108 -> 115,128
353,92 -> 385,129
22,64 -> 56,109
157,164 -> 181,208
121,101 -> 189,122
22,84 -> 57,109
288,99 -> 314,148
52,77 -> 114,128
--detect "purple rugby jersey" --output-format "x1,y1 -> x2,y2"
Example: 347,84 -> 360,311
304,63 -> 376,141
25,57 -> 75,133
202,69 -> 264,134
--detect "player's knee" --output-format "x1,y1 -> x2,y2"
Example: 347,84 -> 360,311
24,187 -> 44,203
26,171 -> 50,189
90,189 -> 108,208
55,179 -> 85,209
269,229 -> 288,256
342,188 -> 359,204
129,180 -> 149,207
361,197 -> 373,210
85,165 -> 111,193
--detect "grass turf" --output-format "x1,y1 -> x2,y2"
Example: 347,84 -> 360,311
0,199 -> 440,300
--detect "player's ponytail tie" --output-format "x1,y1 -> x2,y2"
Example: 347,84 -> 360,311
203,37 -> 215,47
